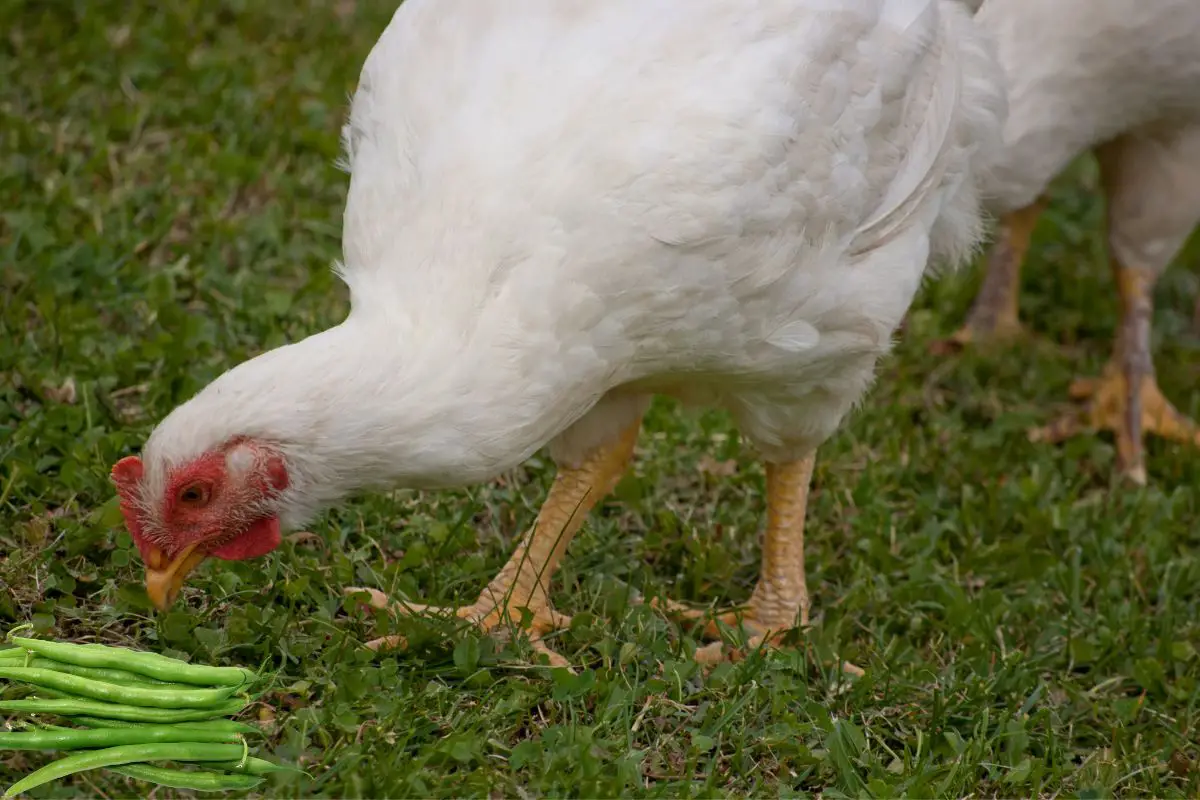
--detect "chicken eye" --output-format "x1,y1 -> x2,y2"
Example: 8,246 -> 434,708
178,482 -> 211,507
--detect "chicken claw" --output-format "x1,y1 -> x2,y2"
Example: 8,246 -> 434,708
651,596 -> 793,662
1029,361 -> 1200,485
1028,261 -> 1200,483
343,585 -> 574,668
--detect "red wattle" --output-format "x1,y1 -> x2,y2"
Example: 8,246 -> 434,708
209,517 -> 282,561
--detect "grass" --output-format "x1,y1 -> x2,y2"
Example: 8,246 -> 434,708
1,0 -> 1198,796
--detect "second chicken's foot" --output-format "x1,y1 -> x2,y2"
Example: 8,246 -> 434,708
1028,362 -> 1200,484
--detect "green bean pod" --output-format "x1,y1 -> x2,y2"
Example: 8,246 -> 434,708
1,741 -> 246,797
109,764 -> 263,792
0,648 -> 26,660
0,725 -> 241,749
0,697 -> 248,723
21,657 -> 180,686
70,716 -> 260,735
10,637 -> 256,688
0,667 -> 236,709
211,756 -> 302,776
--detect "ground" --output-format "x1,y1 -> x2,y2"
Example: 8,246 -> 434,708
1,1 -> 1199,797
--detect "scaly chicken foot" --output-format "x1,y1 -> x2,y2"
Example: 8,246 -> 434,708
1029,361 -> 1200,485
342,586 -> 574,667
933,200 -> 1045,352
653,456 -> 814,658
345,419 -> 641,667
1028,263 -> 1200,484
651,456 -> 861,674
652,595 -> 817,667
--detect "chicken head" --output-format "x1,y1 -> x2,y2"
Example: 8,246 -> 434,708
110,438 -> 290,610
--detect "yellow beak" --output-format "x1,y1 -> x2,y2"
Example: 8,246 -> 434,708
144,543 -> 208,610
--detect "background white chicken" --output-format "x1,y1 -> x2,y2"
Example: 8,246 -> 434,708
110,0 -> 1005,666
944,0 -> 1200,484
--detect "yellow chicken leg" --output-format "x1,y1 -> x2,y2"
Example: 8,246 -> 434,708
1029,262 -> 1200,484
936,199 -> 1046,351
346,420 -> 640,666
654,454 -> 861,671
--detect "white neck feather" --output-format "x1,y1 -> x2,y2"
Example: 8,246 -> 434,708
143,312 -> 603,529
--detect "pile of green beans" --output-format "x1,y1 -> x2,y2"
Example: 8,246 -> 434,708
0,635 -> 295,796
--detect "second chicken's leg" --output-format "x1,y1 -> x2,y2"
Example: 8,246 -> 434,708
1029,261 -> 1200,484
936,199 -> 1046,350
655,455 -> 819,664
346,419 -> 640,666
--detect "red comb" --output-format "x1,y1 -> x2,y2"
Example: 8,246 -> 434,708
111,455 -> 144,487
110,455 -> 151,558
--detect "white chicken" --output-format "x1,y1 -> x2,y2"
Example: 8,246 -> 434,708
943,0 -> 1200,484
110,0 -> 1005,665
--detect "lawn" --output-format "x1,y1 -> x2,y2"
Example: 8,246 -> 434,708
2,1 -> 1199,797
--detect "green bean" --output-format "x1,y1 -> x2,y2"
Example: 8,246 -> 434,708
1,741 -> 245,797
10,637 -> 256,688
109,764 -> 263,792
70,716 -> 260,735
21,656 -> 179,686
0,648 -> 26,660
64,716 -> 150,729
211,756 -> 302,776
0,725 -> 241,749
0,667 -> 236,709
0,697 -> 247,723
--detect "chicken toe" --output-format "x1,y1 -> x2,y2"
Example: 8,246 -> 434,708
345,586 -> 574,667
1029,362 -> 1200,485
1028,260 -> 1200,483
